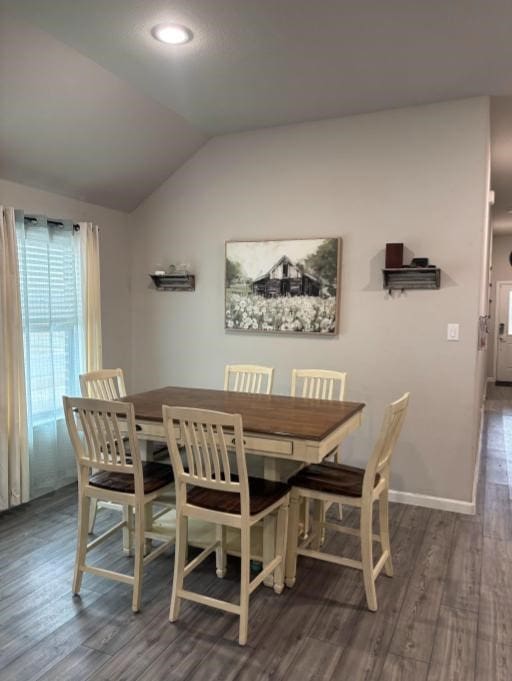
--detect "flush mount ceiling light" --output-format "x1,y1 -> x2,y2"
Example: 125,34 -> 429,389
151,23 -> 193,45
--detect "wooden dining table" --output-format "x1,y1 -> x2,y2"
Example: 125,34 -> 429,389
123,385 -> 365,585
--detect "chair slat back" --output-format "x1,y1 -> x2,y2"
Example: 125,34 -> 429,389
163,406 -> 250,514
365,393 -> 410,488
291,369 -> 347,401
224,364 -> 274,395
80,369 -> 127,401
63,396 -> 140,477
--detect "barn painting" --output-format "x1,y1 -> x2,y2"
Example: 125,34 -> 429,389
225,238 -> 340,335
251,255 -> 321,298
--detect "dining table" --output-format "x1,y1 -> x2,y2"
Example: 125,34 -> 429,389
123,385 -> 365,586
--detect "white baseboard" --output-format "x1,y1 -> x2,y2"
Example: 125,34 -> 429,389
388,489 -> 475,515
471,403 -> 485,513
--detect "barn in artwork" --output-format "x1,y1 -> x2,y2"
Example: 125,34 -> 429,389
252,255 -> 321,297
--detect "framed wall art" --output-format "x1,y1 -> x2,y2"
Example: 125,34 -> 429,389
225,237 -> 341,335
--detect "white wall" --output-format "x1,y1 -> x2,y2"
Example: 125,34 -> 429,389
0,178 -> 131,379
129,97 -> 490,503
488,233 -> 512,378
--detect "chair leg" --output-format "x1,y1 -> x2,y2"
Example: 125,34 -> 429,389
144,502 -> 153,555
285,490 -> 301,588
311,499 -> 323,551
88,498 -> 98,534
302,498 -> 311,539
132,503 -> 144,613
215,524 -> 227,578
239,524 -> 251,646
273,502 -> 289,594
73,493 -> 91,595
335,448 -> 343,520
123,505 -> 134,556
379,489 -> 393,577
360,500 -> 377,611
169,514 -> 188,622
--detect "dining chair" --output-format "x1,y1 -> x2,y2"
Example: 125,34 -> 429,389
64,396 -> 174,612
224,364 -> 274,395
291,369 -> 348,534
79,368 -> 127,401
163,406 -> 290,646
285,392 -> 410,611
80,369 -> 127,534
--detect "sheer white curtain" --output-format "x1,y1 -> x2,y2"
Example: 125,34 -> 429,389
78,223 -> 102,372
0,207 -> 29,510
16,216 -> 83,498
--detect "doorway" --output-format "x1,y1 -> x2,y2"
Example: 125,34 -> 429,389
495,281 -> 512,383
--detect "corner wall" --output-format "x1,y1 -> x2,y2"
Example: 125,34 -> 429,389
129,97 -> 490,504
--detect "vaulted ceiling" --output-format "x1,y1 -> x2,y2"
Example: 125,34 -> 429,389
2,0 -> 512,215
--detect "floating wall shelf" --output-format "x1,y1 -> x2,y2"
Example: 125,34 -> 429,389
382,267 -> 440,292
150,274 -> 195,291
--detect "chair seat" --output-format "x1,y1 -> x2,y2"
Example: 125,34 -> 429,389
290,461 -> 379,498
188,477 -> 290,516
89,461 -> 174,494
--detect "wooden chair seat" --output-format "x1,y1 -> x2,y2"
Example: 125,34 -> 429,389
90,461 -> 174,494
188,477 -> 290,516
290,461 -> 380,498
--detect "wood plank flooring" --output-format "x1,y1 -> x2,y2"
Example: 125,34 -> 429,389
1,386 -> 512,680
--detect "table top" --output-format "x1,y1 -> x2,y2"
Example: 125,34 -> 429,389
123,386 -> 365,442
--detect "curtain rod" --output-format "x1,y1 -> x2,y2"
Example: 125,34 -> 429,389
24,215 -> 80,231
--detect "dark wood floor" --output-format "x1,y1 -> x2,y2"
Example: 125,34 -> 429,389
1,387 -> 511,680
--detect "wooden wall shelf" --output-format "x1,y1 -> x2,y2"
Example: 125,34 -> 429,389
150,274 -> 195,291
382,267 -> 440,292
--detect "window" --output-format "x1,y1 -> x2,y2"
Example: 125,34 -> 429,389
16,214 -> 84,499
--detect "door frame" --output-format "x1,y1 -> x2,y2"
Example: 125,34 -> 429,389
493,280 -> 512,380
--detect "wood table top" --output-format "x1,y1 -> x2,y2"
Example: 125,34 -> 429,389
123,386 -> 365,442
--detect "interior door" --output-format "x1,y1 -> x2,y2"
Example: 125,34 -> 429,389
496,282 -> 512,382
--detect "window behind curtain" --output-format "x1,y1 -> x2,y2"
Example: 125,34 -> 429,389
16,213 -> 84,499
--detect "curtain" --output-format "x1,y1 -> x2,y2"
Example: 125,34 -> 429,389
78,223 -> 102,372
0,207 -> 29,510
16,216 -> 83,499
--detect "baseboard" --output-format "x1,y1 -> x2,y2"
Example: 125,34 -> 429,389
487,376 -> 495,383
471,403 -> 485,513
388,489 -> 475,515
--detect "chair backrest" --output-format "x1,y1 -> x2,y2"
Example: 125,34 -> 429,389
290,369 -> 347,401
364,393 -> 410,491
224,364 -> 274,395
63,396 -> 142,489
79,369 -> 127,400
163,406 -> 250,516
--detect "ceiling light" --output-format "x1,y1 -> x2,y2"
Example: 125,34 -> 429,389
151,24 -> 193,45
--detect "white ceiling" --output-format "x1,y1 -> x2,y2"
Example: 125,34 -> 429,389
2,0 -> 512,214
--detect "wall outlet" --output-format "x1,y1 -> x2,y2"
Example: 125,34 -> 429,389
447,323 -> 460,341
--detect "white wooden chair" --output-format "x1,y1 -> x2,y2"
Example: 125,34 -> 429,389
63,396 -> 174,612
80,369 -> 127,534
291,369 -> 348,533
285,393 -> 410,611
163,406 -> 289,646
79,368 -> 127,401
224,364 -> 274,395
290,368 -> 347,403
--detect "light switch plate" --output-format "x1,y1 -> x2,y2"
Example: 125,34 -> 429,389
447,323 -> 460,341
